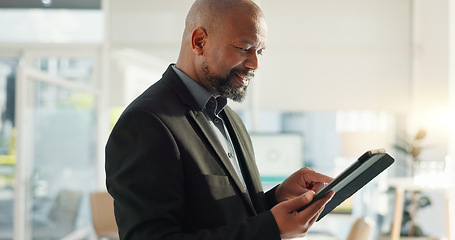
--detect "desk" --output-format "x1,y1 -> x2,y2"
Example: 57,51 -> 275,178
388,178 -> 451,240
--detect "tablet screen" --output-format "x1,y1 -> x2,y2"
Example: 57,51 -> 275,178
297,149 -> 394,221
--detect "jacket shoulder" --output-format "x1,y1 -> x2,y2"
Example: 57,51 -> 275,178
121,65 -> 195,116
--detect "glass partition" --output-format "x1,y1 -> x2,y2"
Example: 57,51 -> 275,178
16,65 -> 100,240
0,57 -> 18,240
35,57 -> 95,85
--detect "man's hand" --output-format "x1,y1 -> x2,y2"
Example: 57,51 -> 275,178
270,190 -> 334,239
275,167 -> 333,203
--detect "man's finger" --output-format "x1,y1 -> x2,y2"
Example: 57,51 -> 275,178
283,191 -> 315,211
309,192 -> 333,223
311,182 -> 326,192
308,206 -> 324,226
298,191 -> 334,220
303,169 -> 333,183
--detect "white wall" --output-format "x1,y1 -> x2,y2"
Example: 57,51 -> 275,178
108,0 -> 191,61
450,0 -> 455,177
258,0 -> 412,113
107,0 -> 413,113
450,0 -> 455,234
411,0 -> 450,163
408,0 -> 452,238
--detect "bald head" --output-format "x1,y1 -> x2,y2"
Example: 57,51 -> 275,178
177,0 -> 267,65
184,0 -> 264,36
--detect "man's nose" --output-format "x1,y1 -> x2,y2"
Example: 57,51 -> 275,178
244,52 -> 259,70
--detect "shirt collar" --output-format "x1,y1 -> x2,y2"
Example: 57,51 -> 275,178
172,65 -> 227,115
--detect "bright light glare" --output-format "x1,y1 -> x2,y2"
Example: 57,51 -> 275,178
0,9 -> 104,43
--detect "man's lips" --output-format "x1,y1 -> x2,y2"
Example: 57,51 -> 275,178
233,72 -> 252,87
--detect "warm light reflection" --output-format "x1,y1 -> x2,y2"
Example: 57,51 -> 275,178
413,156 -> 453,189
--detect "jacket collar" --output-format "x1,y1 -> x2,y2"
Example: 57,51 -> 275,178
161,64 -> 200,111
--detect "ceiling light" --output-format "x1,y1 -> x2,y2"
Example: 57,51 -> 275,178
42,0 -> 52,7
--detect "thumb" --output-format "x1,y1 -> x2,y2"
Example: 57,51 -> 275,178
282,191 -> 315,211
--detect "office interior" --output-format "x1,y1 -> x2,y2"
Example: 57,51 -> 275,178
0,0 -> 454,239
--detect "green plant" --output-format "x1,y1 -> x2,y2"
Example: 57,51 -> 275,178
393,129 -> 432,237
401,191 -> 431,237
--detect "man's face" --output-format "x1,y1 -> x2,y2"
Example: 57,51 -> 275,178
201,9 -> 267,102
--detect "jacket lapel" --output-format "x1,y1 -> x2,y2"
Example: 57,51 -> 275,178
162,65 -> 256,213
222,108 -> 265,213
186,110 -> 256,211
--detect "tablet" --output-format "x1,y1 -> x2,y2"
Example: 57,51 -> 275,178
297,149 -> 395,221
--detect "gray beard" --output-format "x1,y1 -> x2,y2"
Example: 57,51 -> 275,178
202,66 -> 249,102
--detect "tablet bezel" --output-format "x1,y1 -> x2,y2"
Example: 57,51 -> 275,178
297,149 -> 394,221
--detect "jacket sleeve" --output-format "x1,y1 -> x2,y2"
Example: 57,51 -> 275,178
105,109 -> 281,240
265,186 -> 279,209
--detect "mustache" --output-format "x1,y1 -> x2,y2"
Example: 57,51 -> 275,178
230,69 -> 255,79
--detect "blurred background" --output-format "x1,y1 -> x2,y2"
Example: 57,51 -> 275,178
0,0 -> 454,239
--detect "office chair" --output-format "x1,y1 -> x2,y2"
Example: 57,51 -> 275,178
346,217 -> 375,240
90,192 -> 119,240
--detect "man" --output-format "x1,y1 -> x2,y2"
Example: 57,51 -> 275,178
105,0 -> 334,239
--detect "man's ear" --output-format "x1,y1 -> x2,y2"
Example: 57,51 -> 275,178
191,28 -> 207,55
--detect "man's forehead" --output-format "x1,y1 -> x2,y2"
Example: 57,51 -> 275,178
226,9 -> 267,33
230,18 -> 267,45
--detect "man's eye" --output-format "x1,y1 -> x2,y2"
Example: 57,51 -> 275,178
236,46 -> 248,52
236,46 -> 264,56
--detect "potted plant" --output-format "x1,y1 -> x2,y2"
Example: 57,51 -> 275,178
394,128 -> 432,238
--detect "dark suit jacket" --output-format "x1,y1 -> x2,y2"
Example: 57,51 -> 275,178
105,65 -> 281,240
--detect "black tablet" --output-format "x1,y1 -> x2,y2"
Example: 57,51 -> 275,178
298,149 -> 395,221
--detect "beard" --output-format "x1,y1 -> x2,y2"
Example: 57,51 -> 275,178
202,65 -> 253,102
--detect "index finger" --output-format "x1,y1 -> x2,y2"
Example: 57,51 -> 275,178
300,167 -> 333,185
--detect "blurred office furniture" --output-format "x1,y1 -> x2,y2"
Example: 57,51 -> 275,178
388,178 -> 451,240
90,191 -> 119,240
346,217 -> 374,240
34,189 -> 83,239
